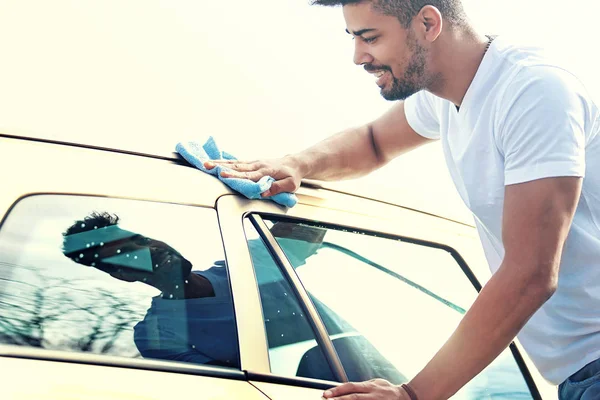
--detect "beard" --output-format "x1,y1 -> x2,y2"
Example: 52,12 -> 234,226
380,33 -> 428,101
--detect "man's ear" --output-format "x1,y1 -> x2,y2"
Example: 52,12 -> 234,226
415,5 -> 443,43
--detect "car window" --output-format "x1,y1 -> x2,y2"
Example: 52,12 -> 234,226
0,195 -> 240,369
244,220 -> 341,380
264,218 -> 534,399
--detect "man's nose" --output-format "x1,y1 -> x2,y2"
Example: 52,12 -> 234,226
353,40 -> 373,65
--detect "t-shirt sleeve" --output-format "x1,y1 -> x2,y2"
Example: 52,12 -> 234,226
404,90 -> 442,140
498,67 -> 589,185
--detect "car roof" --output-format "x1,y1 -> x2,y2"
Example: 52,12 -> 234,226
0,132 -> 474,227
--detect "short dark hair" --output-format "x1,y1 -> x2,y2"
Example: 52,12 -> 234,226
63,211 -> 119,238
311,0 -> 468,28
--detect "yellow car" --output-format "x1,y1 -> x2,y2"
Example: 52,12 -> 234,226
0,133 -> 554,399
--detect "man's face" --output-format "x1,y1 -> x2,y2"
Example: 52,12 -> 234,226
64,228 -> 192,286
102,235 -> 192,285
343,1 -> 429,101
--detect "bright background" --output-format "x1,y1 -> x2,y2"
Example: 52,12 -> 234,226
1,0 -> 598,222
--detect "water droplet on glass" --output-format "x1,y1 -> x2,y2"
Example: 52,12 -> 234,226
281,334 -> 284,337
86,244 -> 90,248
94,254 -> 98,258
79,254 -> 84,259
91,242 -> 95,246
277,310 -> 281,313
192,345 -> 196,349
81,223 -> 86,228
292,312 -> 296,316
100,242 -> 104,246
91,263 -> 96,267
175,285 -> 179,289
126,254 -> 130,258
284,292 -> 288,296
185,280 -> 189,284
134,256 -> 138,259
116,249 -> 121,254
143,278 -> 147,282
169,294 -> 173,299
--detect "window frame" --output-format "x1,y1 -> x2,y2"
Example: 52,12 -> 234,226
247,212 -> 543,399
0,192 -> 244,382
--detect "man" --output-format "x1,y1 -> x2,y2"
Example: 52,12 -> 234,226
205,1 -> 600,399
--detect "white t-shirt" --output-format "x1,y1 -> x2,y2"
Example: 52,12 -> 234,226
404,36 -> 600,385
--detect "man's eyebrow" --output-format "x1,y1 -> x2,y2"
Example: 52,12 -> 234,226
345,28 -> 377,36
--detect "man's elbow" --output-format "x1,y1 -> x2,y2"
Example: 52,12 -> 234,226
366,124 -> 388,169
526,266 -> 559,304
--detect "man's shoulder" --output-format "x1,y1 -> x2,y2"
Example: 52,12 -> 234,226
493,37 -> 586,92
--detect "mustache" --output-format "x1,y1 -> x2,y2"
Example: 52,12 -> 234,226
364,64 -> 391,73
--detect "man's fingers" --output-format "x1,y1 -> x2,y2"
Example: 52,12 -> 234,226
261,177 -> 298,198
322,395 -> 370,400
323,382 -> 371,399
203,160 -> 257,171
219,169 -> 264,182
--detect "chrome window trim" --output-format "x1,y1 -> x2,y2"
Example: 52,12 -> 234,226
0,345 -> 246,381
247,371 -> 338,390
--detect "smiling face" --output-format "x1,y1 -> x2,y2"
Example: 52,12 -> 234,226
343,1 -> 431,101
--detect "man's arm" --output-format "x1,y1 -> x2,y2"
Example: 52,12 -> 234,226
206,101 -> 433,196
290,101 -> 432,181
323,176 -> 582,400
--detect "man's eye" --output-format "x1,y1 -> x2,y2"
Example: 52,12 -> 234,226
363,36 -> 378,44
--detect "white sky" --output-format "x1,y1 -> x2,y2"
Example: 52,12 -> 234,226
1,0 -> 599,222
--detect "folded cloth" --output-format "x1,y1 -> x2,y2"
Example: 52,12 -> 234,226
176,137 -> 298,207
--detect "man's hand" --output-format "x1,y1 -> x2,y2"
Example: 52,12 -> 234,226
322,379 -> 411,400
204,156 -> 304,197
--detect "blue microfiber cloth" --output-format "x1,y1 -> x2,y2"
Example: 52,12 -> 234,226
176,137 -> 298,208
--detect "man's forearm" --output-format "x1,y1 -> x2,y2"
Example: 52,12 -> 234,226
409,261 -> 556,400
285,124 -> 384,182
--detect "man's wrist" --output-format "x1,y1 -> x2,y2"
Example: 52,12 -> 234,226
400,383 -> 419,400
284,153 -> 310,179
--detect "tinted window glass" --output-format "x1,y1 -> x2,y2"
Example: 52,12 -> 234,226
0,195 -> 239,369
266,219 -> 533,399
244,220 -> 337,380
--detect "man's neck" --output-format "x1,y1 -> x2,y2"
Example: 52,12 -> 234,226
428,31 -> 491,108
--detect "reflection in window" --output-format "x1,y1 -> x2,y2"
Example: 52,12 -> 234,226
245,220 -> 406,384
244,220 -> 334,379
0,195 -> 239,369
265,218 -> 533,399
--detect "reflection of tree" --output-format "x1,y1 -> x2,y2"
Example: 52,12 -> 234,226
0,262 -> 146,356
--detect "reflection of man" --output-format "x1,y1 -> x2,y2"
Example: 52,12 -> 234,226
61,212 -> 342,371
62,212 -> 406,382
62,212 -> 239,367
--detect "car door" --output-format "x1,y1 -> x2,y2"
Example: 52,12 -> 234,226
217,191 -> 547,399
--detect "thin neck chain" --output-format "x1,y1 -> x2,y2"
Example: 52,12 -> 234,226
455,35 -> 497,112
484,34 -> 497,54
